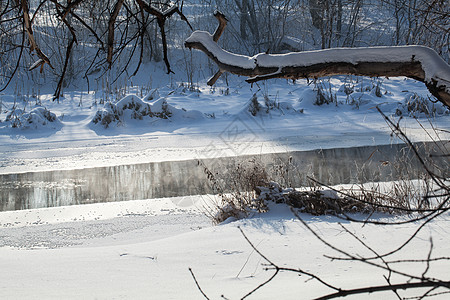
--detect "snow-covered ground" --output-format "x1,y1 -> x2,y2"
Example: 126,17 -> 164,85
0,196 -> 449,299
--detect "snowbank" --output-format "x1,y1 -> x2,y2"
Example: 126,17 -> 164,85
4,106 -> 61,130
91,95 -> 204,128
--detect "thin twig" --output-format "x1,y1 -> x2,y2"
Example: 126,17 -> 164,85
188,268 -> 210,300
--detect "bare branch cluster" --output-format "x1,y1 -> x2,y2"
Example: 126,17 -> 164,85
0,0 -> 192,99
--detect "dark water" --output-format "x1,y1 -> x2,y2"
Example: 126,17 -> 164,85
1,142 -> 448,211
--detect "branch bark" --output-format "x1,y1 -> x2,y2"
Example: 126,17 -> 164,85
212,11 -> 227,42
18,0 -> 53,71
315,281 -> 450,300
107,0 -> 125,68
185,13 -> 450,108
54,37 -> 75,100
136,0 -> 192,74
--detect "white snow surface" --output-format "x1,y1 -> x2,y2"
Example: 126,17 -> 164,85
0,196 -> 449,299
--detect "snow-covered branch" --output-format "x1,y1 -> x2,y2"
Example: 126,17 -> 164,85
185,13 -> 450,107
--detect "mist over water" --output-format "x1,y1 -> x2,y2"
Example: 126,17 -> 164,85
1,142 -> 447,211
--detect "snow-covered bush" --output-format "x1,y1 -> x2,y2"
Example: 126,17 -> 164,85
338,83 -> 354,96
5,107 -> 61,130
247,93 -> 261,116
209,174 -> 440,223
246,93 -> 300,116
335,78 -> 386,108
396,93 -> 449,117
346,92 -> 373,109
200,159 -> 269,224
202,158 -> 371,224
314,80 -> 336,105
91,95 -> 153,128
91,95 -> 204,128
202,148 -> 444,223
256,182 -> 367,215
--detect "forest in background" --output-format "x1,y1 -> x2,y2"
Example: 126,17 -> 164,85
0,0 -> 448,99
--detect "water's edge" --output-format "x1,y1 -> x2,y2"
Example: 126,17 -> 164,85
1,142 -> 448,211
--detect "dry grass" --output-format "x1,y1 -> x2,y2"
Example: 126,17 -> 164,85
200,156 -> 448,224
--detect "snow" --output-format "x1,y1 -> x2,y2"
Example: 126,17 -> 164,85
0,197 -> 448,299
28,59 -> 44,71
185,31 -> 257,69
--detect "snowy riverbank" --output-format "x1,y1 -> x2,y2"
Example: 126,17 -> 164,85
0,196 -> 449,299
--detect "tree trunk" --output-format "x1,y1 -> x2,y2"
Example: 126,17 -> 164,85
185,13 -> 450,108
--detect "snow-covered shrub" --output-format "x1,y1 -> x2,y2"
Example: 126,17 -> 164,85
256,182 -> 367,215
246,93 -> 300,116
314,80 -> 336,105
150,98 -> 173,119
202,158 -> 371,223
337,78 -> 384,108
347,92 -> 373,109
338,83 -> 354,96
247,93 -> 261,116
91,95 -> 204,128
202,149 -> 443,223
396,93 -> 449,117
92,95 -> 153,128
219,176 -> 437,219
200,159 -> 269,224
372,80 -> 383,98
5,107 -> 61,129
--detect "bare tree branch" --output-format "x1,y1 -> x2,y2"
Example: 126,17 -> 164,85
17,0 -> 53,71
136,0 -> 193,74
315,281 -> 450,300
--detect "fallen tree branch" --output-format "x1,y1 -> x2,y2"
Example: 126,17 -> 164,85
185,12 -> 450,108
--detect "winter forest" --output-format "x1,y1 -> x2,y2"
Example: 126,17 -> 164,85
0,0 -> 449,299
1,0 -> 449,97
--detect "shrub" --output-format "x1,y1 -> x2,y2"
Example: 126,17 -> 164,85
202,156 -> 446,224
92,95 -> 203,128
314,79 -> 336,105
200,159 -> 269,224
247,93 -> 261,116
6,106 -> 60,129
396,92 -> 449,117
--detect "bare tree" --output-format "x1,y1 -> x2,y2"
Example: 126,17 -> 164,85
0,0 -> 193,99
1,1 -> 448,101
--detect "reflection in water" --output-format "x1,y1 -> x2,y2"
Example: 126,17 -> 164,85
1,142 -> 448,211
